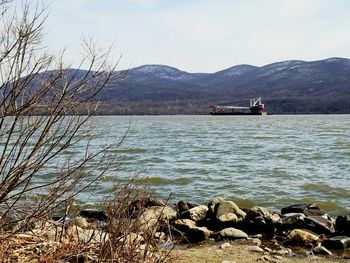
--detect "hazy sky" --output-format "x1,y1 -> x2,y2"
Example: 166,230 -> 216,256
43,0 -> 350,72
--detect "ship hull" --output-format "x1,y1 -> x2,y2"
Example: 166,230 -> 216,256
210,111 -> 265,115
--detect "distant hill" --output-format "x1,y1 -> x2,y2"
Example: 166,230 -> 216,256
41,58 -> 350,114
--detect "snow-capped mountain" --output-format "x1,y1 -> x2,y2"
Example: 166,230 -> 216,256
39,57 -> 350,114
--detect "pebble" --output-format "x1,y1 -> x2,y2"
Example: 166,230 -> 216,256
246,245 -> 264,253
251,238 -> 262,246
220,242 -> 231,249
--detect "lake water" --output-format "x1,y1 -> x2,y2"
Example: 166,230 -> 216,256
61,115 -> 350,215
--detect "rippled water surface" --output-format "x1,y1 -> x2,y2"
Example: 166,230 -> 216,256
74,115 -> 350,215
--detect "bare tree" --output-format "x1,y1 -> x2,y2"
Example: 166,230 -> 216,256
0,1 -> 125,232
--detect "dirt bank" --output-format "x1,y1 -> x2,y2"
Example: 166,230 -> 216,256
172,240 -> 350,263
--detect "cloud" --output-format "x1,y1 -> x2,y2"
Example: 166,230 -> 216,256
44,0 -> 350,72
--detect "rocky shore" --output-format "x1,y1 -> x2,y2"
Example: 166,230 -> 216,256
2,197 -> 350,262
129,196 -> 350,262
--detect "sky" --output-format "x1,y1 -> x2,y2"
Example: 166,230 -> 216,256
40,0 -> 350,72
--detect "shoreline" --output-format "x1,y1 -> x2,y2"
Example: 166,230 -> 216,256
1,196 -> 350,262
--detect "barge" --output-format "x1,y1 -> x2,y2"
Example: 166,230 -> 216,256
209,98 -> 266,115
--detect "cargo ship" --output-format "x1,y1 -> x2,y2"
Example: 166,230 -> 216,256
209,98 -> 266,115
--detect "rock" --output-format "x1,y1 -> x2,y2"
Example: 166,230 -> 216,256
244,206 -> 281,236
335,214 -> 350,235
286,229 -> 319,247
181,205 -> 208,222
173,219 -> 196,232
177,200 -> 189,212
215,201 -> 246,219
304,216 -> 335,235
312,245 -> 332,256
281,203 -> 321,215
220,227 -> 248,239
322,236 -> 350,250
67,225 -> 108,243
220,242 -> 231,249
218,213 -> 239,224
72,216 -> 89,229
79,209 -> 108,221
138,206 -> 177,233
79,210 -> 107,221
187,226 -> 211,243
273,248 -> 292,256
303,208 -> 326,217
264,247 -> 272,253
251,238 -> 262,246
246,245 -> 264,253
145,197 -> 167,207
281,213 -> 306,230
208,197 -> 225,212
257,255 -> 280,262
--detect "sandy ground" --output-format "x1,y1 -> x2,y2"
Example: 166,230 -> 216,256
171,240 -> 350,263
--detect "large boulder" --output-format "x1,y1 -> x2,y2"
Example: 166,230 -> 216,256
335,215 -> 350,236
79,210 -> 107,221
244,206 -> 281,237
304,216 -> 335,235
181,205 -> 208,222
187,227 -> 211,243
281,203 -> 322,215
281,213 -> 306,230
66,225 -> 108,243
177,200 -> 189,212
286,229 -> 319,247
322,236 -> 350,250
138,206 -> 177,233
211,199 -> 246,220
218,213 -> 239,224
173,219 -> 196,233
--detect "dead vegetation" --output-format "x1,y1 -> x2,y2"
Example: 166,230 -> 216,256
0,1 -> 172,262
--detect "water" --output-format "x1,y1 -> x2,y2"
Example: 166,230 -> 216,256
49,115 -> 350,215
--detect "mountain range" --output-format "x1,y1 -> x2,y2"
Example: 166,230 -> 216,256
93,57 -> 350,114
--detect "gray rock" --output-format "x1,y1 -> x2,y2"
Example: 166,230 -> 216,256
79,210 -> 107,221
208,196 -> 225,217
181,205 -> 208,222
312,245 -> 332,256
72,216 -> 89,229
304,216 -> 335,235
216,201 -> 246,219
273,248 -> 292,256
335,215 -> 350,236
138,206 -> 177,233
173,219 -> 196,232
218,213 -> 239,223
220,242 -> 231,249
246,245 -> 264,253
257,255 -> 279,262
187,226 -> 211,243
67,225 -> 108,243
281,203 -> 320,215
177,200 -> 189,212
281,213 -> 306,230
245,206 -> 281,236
322,236 -> 350,250
286,229 -> 319,246
220,227 -> 248,239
